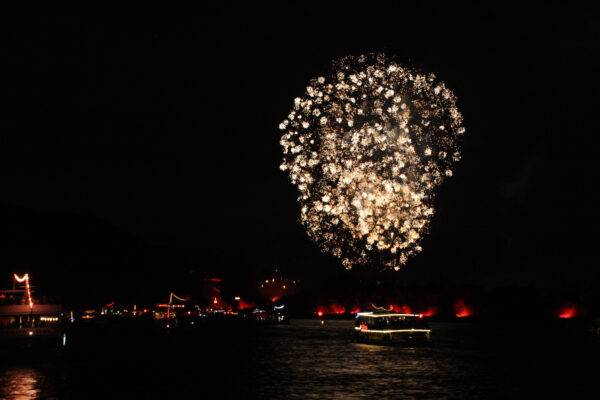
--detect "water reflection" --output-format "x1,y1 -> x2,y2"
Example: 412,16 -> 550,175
0,321 -> 596,398
352,342 -> 391,352
0,368 -> 40,400
252,321 -> 450,399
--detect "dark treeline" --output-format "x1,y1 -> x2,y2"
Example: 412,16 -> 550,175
2,202 -> 599,321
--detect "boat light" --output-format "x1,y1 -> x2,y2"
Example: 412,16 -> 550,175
13,273 -> 33,309
360,329 -> 431,333
355,312 -> 423,318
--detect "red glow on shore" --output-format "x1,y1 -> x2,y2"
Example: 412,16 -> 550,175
350,307 -> 361,314
388,304 -> 413,314
420,306 -> 438,317
557,304 -> 577,319
316,304 -> 346,316
329,304 -> 346,315
238,300 -> 255,310
454,299 -> 473,318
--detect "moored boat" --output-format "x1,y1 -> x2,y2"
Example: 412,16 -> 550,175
354,311 -> 431,344
0,273 -> 65,347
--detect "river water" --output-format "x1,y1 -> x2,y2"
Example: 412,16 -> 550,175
1,319 -> 597,399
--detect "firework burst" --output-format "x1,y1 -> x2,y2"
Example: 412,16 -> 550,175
279,54 -> 465,270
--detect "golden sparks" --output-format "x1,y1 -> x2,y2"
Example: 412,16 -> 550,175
279,54 -> 465,270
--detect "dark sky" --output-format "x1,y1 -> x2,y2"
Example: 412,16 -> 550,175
3,5 -> 600,299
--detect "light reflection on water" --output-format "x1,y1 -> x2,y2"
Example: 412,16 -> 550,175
254,320 -> 454,399
0,319 -> 596,399
0,368 -> 40,400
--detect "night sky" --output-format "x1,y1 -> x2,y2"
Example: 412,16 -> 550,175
3,6 -> 600,302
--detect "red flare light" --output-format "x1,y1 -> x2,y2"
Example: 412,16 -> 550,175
454,299 -> 473,318
238,299 -> 255,310
316,304 -> 346,316
329,304 -> 346,315
388,304 -> 412,314
421,306 -> 438,317
315,306 -> 326,316
350,307 -> 361,314
557,304 -> 577,319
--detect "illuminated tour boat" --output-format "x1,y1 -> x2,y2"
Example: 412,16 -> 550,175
0,273 -> 64,345
354,311 -> 431,344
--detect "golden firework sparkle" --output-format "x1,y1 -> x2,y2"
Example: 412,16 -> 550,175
279,54 -> 465,270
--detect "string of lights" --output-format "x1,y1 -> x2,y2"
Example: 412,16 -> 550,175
167,292 -> 187,319
13,273 -> 33,309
